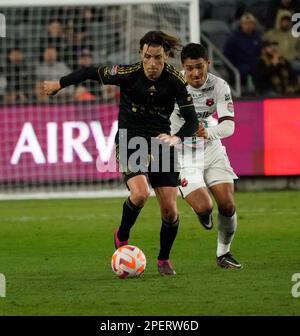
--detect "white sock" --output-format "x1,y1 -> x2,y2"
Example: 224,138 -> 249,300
217,212 -> 237,257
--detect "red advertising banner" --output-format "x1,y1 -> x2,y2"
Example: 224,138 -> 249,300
1,99 -> 300,183
0,103 -> 120,182
264,99 -> 300,175
223,101 -> 264,175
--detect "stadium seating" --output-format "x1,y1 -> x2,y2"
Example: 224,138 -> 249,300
245,0 -> 272,25
204,0 -> 238,23
201,19 -> 232,50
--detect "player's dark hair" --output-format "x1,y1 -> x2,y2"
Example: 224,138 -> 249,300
139,31 -> 181,58
181,43 -> 208,63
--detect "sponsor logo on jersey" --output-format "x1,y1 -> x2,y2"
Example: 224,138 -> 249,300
148,85 -> 157,93
227,102 -> 234,113
109,65 -> 118,76
201,86 -> 214,93
181,177 -> 188,187
196,111 -> 213,119
206,98 -> 215,107
225,94 -> 231,101
190,92 -> 203,99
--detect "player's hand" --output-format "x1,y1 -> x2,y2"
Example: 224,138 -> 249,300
196,124 -> 208,139
43,81 -> 61,96
157,134 -> 181,146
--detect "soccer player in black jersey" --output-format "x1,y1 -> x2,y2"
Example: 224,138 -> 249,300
43,31 -> 199,275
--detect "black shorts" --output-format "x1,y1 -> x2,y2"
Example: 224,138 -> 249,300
115,143 -> 180,189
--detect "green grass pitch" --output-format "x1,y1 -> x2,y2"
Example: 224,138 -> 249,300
0,191 -> 299,316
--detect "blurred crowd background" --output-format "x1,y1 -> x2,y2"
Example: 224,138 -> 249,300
0,0 -> 300,105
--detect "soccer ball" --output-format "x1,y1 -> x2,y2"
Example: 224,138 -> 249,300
111,245 -> 146,279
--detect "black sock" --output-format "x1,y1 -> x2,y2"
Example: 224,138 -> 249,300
196,209 -> 213,225
118,197 -> 142,241
158,217 -> 179,260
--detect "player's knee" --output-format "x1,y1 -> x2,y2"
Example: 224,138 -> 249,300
196,207 -> 213,219
161,206 -> 178,223
193,203 -> 212,214
218,202 -> 235,217
186,192 -> 213,214
131,189 -> 150,207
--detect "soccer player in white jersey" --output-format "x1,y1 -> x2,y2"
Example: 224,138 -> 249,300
170,43 -> 242,268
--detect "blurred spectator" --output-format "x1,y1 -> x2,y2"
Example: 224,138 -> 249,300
35,47 -> 73,98
65,16 -> 93,69
253,41 -> 300,96
223,12 -> 262,91
263,10 -> 300,70
40,19 -> 67,62
102,85 -> 120,103
265,0 -> 299,29
77,48 -> 93,68
75,48 -> 119,102
76,48 -> 99,97
36,47 -> 71,81
4,48 -> 32,104
74,86 -> 96,102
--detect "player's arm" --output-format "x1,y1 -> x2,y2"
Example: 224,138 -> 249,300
159,94 -> 198,145
43,65 -> 122,96
198,80 -> 235,140
173,79 -> 199,140
43,66 -> 101,96
175,95 -> 198,140
158,76 -> 198,146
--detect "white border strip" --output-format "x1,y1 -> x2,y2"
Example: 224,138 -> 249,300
0,0 -> 196,7
0,189 -> 160,200
0,190 -> 129,200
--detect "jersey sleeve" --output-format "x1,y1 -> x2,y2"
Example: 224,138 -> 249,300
215,79 -> 235,122
98,65 -> 121,86
60,66 -> 101,88
173,76 -> 198,139
98,63 -> 141,86
170,103 -> 184,135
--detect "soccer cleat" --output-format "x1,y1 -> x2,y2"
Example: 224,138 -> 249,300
114,228 -> 128,249
157,259 -> 176,275
216,252 -> 242,269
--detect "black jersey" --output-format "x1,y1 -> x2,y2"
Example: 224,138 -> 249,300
60,62 -> 198,140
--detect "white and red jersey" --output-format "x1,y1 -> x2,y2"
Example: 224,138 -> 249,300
171,72 -> 237,195
170,72 -> 234,145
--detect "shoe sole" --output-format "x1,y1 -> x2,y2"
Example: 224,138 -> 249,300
158,270 -> 176,275
217,261 -> 242,269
